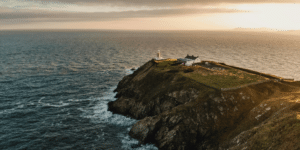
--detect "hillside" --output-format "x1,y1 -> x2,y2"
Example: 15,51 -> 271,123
108,59 -> 300,150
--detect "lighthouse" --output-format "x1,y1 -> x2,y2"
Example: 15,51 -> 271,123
155,50 -> 164,60
157,50 -> 161,59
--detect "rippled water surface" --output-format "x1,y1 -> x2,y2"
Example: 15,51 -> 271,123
0,30 -> 299,150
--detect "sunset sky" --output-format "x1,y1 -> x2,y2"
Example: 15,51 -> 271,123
1,0 -> 300,30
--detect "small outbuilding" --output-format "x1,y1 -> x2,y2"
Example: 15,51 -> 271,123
177,54 -> 201,66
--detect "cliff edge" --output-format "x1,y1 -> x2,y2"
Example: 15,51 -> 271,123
108,59 -> 300,150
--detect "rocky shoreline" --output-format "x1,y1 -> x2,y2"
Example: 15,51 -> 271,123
108,59 -> 300,150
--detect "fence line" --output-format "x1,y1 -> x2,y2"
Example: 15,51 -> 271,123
193,80 -> 220,91
174,60 -> 289,92
179,75 -> 279,92
217,63 -> 283,80
220,79 -> 276,91
178,74 -> 220,91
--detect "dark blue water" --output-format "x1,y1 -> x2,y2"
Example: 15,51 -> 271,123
1,30 -> 300,150
0,30 -> 157,150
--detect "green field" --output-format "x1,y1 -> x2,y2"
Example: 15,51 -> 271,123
155,60 -> 269,89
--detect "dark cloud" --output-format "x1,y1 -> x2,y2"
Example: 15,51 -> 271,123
37,0 -> 299,7
0,8 -> 245,22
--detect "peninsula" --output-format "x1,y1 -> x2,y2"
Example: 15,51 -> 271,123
108,56 -> 300,150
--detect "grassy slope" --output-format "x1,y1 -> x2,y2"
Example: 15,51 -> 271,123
155,60 -> 269,89
215,82 -> 300,150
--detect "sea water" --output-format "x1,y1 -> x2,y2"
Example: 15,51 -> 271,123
0,30 -> 299,150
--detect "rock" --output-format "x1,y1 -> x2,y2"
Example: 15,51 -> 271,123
108,59 -> 300,150
131,67 -> 137,71
129,116 -> 162,144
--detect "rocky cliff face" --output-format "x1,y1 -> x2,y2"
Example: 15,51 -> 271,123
108,60 -> 300,150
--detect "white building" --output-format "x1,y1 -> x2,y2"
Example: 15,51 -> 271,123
178,57 -> 201,66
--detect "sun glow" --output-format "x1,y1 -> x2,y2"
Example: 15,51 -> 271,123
1,1 -> 300,30
226,3 -> 300,30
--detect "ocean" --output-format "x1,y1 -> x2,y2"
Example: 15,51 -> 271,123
0,30 -> 299,150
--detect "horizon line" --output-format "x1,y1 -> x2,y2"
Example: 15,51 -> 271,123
1,28 -> 299,32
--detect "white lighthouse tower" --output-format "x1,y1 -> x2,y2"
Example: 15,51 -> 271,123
154,50 -> 164,60
157,50 -> 161,59
155,50 -> 163,60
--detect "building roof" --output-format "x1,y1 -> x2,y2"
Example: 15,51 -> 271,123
178,58 -> 193,62
185,54 -> 199,60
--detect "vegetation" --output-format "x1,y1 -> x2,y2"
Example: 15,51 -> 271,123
249,113 -> 300,150
155,60 -> 179,71
183,68 -> 269,89
154,60 -> 269,89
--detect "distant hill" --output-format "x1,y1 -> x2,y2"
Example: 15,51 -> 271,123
233,27 -> 300,36
279,30 -> 300,36
233,27 -> 278,32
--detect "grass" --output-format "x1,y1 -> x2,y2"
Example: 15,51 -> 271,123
155,60 -> 269,89
249,113 -> 300,150
183,68 -> 269,89
155,60 -> 178,71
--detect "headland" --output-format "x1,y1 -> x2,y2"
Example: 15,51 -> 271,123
108,57 -> 300,150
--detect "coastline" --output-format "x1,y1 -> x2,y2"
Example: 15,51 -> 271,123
108,59 -> 300,150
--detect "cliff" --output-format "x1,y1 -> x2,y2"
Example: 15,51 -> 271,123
108,59 -> 300,150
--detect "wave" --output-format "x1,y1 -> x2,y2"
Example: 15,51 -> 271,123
125,67 -> 139,75
87,86 -> 158,150
82,86 -> 137,126
118,129 -> 158,150
79,67 -> 157,150
38,97 -> 70,108
0,107 -> 18,115
0,102 -> 27,116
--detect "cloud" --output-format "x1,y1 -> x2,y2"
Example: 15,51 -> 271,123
0,7 -> 245,22
35,0 -> 299,7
